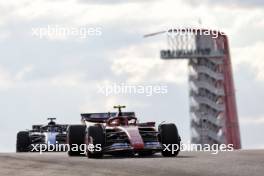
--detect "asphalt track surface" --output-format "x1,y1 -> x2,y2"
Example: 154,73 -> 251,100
0,150 -> 263,176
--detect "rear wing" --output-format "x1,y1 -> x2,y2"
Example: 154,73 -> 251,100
81,112 -> 136,123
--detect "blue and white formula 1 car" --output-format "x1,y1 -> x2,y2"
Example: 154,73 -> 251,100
16,118 -> 68,152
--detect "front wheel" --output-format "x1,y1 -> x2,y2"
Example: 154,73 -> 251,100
67,125 -> 86,156
159,123 -> 181,157
16,131 -> 30,152
86,126 -> 105,158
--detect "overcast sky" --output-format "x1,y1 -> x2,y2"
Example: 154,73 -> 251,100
0,0 -> 264,152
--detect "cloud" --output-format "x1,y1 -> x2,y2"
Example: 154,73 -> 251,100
240,116 -> 264,124
15,65 -> 34,81
110,42 -> 188,84
240,115 -> 264,149
232,42 -> 264,81
77,0 -> 156,5
0,65 -> 34,90
0,67 -> 13,90
49,72 -> 88,87
186,0 -> 264,7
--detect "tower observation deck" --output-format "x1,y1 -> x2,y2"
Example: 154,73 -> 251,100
146,28 -> 241,149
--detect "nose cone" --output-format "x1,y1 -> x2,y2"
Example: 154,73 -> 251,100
121,126 -> 144,150
46,132 -> 57,145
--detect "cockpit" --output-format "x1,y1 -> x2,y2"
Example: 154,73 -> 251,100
107,105 -> 138,126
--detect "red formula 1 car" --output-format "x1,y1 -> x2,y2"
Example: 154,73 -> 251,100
67,105 -> 181,158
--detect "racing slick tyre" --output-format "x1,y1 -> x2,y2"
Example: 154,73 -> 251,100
67,125 -> 86,156
158,123 -> 181,157
86,125 -> 105,158
16,131 -> 30,152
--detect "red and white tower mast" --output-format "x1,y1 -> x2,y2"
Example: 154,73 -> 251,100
146,28 -> 241,149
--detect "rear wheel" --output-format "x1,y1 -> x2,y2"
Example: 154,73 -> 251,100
86,126 -> 105,158
67,125 -> 86,156
159,123 -> 181,157
16,131 -> 30,152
